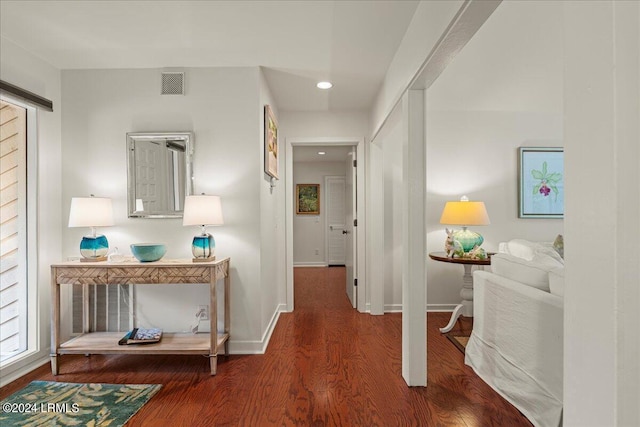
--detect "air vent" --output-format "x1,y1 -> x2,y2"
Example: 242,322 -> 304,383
161,72 -> 185,95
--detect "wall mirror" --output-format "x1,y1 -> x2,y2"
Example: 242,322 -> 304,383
127,132 -> 194,218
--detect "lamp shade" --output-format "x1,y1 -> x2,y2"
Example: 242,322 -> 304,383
183,195 -> 224,226
439,199 -> 490,226
68,197 -> 114,227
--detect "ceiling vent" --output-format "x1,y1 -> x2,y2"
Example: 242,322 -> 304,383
161,72 -> 185,95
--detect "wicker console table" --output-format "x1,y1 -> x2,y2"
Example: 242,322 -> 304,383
50,257 -> 230,375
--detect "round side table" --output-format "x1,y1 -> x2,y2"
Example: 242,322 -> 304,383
428,251 -> 492,333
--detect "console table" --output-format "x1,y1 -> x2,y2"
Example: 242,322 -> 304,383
428,252 -> 491,333
50,257 -> 230,375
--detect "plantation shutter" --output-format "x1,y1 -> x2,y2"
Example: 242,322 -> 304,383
0,100 -> 28,359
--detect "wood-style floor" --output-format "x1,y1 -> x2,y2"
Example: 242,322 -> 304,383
1,267 -> 532,426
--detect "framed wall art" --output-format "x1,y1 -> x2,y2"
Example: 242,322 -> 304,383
518,147 -> 564,218
296,184 -> 320,215
264,105 -> 279,179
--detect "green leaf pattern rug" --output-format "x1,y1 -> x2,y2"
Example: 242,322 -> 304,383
1,381 -> 161,426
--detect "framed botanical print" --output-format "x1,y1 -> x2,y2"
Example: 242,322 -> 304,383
296,184 -> 320,215
518,147 -> 564,218
264,105 -> 278,179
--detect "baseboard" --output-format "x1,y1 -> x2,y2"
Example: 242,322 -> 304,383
293,262 -> 328,267
384,303 -> 403,313
427,304 -> 459,312
227,303 -> 287,354
0,354 -> 51,388
379,304 -> 458,313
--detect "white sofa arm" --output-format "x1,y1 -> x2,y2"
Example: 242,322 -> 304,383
466,270 -> 563,427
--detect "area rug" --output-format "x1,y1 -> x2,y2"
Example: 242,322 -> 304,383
0,381 -> 161,426
445,332 -> 470,355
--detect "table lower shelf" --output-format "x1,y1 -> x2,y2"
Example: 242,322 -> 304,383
53,332 -> 229,375
57,332 -> 229,355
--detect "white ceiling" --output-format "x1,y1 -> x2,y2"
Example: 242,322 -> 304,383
0,0 -> 419,112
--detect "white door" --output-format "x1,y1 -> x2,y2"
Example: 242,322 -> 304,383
345,151 -> 357,307
325,176 -> 346,265
134,140 -> 167,212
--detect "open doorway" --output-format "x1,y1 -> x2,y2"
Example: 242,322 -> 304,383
291,145 -> 357,307
285,137 -> 365,312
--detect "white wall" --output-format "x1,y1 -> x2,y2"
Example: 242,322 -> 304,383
374,107 -> 404,311
292,161 -> 346,266
60,66 -> 279,351
425,1 -> 564,307
0,36 -> 63,385
563,1 -> 640,425
258,68 -> 286,337
280,110 -> 369,139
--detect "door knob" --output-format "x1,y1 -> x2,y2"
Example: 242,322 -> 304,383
342,230 -> 349,235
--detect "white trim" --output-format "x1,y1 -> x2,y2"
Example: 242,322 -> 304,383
228,304 -> 286,354
367,140 -> 385,315
427,304 -> 459,312
0,355 -> 50,388
355,141 -> 366,312
384,304 -> 403,313
286,137 -> 366,313
26,105 -> 38,355
293,262 -> 328,268
0,95 -> 38,366
378,304 -> 462,313
401,90 -> 426,386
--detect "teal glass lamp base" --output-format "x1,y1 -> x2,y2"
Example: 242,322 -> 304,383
79,235 -> 109,262
192,233 -> 216,262
452,227 -> 484,253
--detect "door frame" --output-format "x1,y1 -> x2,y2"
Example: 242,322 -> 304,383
286,137 -> 366,312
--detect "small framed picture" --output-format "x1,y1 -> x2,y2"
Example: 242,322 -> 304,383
296,184 -> 320,215
518,147 -> 564,218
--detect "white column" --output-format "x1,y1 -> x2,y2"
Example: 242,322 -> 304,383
401,90 -> 427,386
563,1 -> 640,425
368,140 -> 385,315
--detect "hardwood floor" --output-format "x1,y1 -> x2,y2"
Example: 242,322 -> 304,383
1,267 -> 532,426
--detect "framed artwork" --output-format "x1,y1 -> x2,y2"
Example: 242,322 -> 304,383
264,105 -> 279,179
296,184 -> 320,215
518,147 -> 564,218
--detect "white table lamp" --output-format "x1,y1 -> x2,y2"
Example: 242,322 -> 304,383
183,194 -> 224,262
440,195 -> 490,253
68,195 -> 114,262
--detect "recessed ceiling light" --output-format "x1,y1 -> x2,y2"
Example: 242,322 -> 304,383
318,151 -> 326,155
316,81 -> 333,90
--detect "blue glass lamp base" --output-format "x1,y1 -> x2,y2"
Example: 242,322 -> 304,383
192,234 -> 216,262
79,235 -> 109,262
452,228 -> 484,253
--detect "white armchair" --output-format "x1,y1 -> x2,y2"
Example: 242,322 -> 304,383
465,240 -> 564,427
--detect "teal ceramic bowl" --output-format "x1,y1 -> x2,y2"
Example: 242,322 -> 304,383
130,243 -> 167,262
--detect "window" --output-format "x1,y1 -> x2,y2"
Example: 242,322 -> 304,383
0,98 -> 34,363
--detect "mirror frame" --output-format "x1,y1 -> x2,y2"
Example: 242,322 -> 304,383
127,131 -> 194,218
